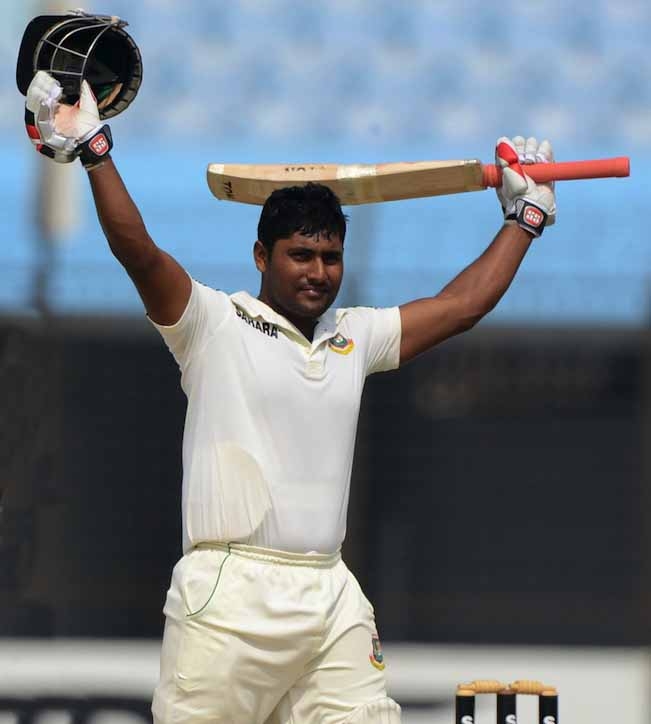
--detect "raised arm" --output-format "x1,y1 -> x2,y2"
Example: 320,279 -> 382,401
24,71 -> 190,325
85,159 -> 191,325
400,136 -> 556,364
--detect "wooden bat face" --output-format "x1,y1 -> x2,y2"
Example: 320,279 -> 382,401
206,157 -> 629,206
207,160 -> 486,205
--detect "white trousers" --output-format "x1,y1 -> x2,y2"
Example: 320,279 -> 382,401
152,543 -> 401,723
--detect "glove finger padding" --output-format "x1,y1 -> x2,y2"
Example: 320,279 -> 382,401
25,71 -> 76,162
25,70 -> 62,113
80,81 -> 99,116
495,135 -> 557,237
523,136 -> 539,164
512,135 -> 526,159
536,139 -> 554,164
495,136 -> 527,203
24,72 -> 112,168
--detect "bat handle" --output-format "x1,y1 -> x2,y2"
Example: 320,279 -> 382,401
482,156 -> 630,187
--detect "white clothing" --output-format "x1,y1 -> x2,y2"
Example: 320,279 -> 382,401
151,543 -> 400,724
150,280 -> 401,554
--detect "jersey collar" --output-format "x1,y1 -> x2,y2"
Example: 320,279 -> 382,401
230,291 -> 346,344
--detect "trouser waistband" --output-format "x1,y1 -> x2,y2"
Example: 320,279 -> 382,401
194,541 -> 341,568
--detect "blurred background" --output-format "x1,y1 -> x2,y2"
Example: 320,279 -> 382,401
1,1 -> 650,723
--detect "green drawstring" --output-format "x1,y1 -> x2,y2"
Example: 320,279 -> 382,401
186,543 -> 232,618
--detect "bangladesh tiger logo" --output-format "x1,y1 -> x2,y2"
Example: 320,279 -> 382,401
369,634 -> 385,670
328,333 -> 354,355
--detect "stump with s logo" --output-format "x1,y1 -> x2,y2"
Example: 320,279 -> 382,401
455,679 -> 558,724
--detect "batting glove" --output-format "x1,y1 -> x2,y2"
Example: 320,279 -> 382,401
495,136 -> 556,237
25,71 -> 113,168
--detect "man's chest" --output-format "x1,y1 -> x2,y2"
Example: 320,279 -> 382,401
224,309 -> 363,408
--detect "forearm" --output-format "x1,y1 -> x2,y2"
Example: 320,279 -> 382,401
86,157 -> 158,270
439,223 -> 534,319
399,136 -> 554,364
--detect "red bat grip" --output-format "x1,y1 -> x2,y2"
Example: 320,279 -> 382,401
482,156 -> 630,188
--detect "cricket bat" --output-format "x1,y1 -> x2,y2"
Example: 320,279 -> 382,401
206,156 -> 630,206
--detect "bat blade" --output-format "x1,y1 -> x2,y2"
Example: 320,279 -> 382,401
207,160 -> 486,206
206,157 -> 630,206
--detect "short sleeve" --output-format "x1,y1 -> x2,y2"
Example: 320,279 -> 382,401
148,279 -> 231,371
345,306 -> 401,376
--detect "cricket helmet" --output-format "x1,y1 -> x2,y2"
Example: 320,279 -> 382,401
16,9 -> 143,119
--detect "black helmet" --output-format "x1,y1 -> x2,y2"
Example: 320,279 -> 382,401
16,9 -> 143,119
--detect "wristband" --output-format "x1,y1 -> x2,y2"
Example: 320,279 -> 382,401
506,198 -> 548,237
78,124 -> 113,168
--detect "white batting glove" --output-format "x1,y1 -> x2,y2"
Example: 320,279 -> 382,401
495,136 -> 556,237
25,71 -> 113,168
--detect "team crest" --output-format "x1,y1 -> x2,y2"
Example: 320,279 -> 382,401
328,333 -> 354,355
369,635 -> 385,670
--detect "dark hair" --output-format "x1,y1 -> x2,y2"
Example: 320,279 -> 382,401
257,183 -> 347,253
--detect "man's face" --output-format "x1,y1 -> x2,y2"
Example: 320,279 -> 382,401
255,231 -> 344,325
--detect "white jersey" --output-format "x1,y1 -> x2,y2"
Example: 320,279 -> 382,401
151,279 -> 401,554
